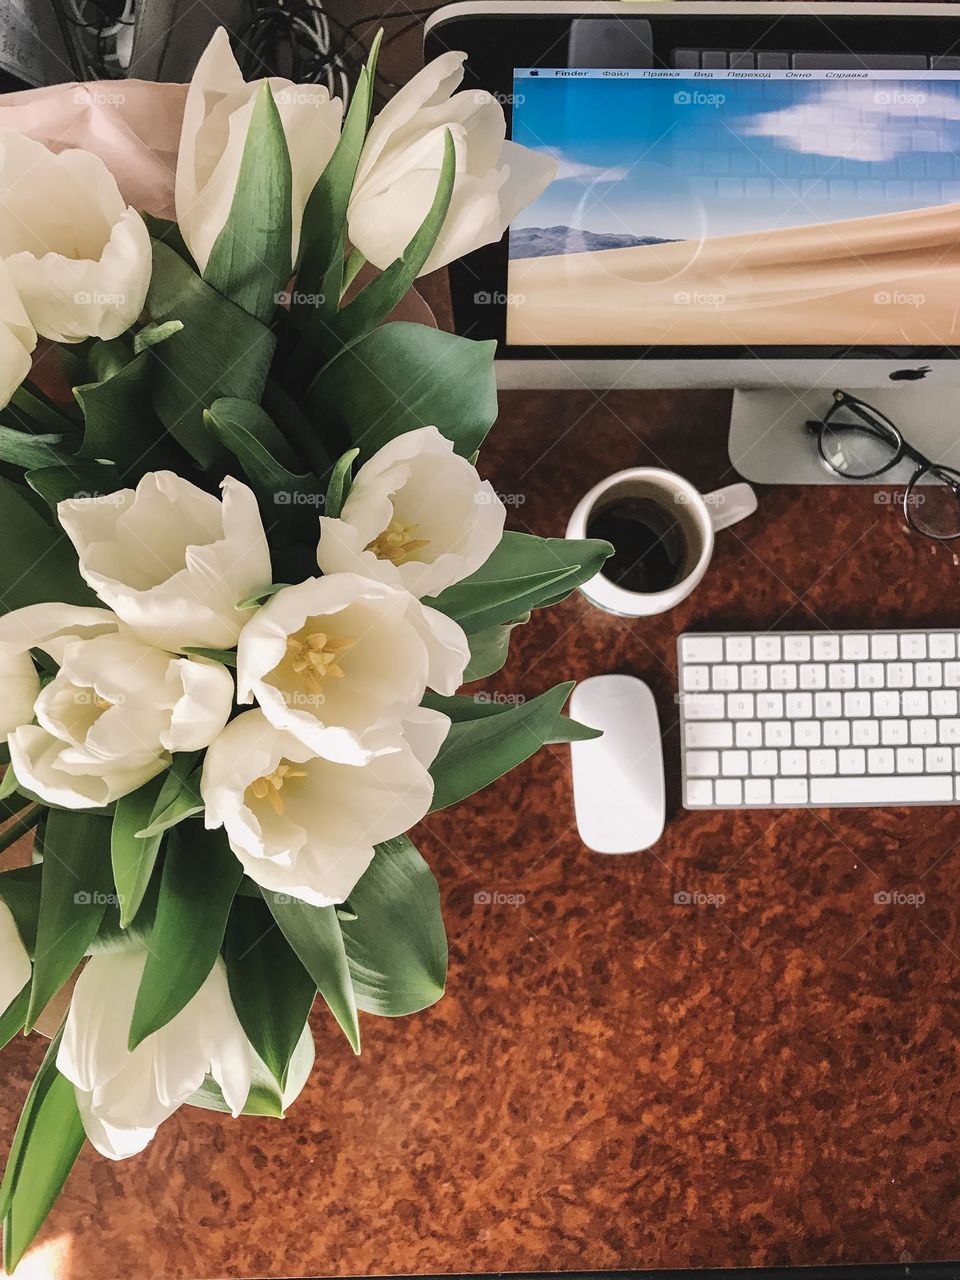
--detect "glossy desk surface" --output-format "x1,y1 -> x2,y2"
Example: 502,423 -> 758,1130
4,384 -> 960,1279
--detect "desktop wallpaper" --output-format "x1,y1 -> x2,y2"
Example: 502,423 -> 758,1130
506,73 -> 960,346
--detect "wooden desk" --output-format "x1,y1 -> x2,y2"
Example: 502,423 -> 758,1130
4,383 -> 960,1278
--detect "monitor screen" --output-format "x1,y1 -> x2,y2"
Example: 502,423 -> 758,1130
507,69 -> 960,348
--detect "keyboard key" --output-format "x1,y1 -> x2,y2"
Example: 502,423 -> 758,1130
750,750 -> 779,776
855,663 -> 883,689
932,690 -> 958,716
824,721 -> 851,747
721,750 -> 750,777
784,635 -> 811,661
873,691 -> 901,717
909,719 -> 937,745
682,636 -> 724,663
902,690 -> 929,717
757,693 -> 784,718
727,693 -> 755,719
771,664 -> 798,690
813,635 -> 840,661
811,776 -> 952,805
842,634 -> 870,661
774,778 -> 808,805
881,719 -> 909,746
736,722 -> 762,748
765,721 -> 791,747
815,692 -> 842,718
687,751 -> 720,777
799,663 -> 827,690
844,692 -> 871,718
682,665 -> 710,690
715,779 -> 743,805
685,779 -> 714,806
754,636 -> 781,661
916,662 -> 943,688
685,722 -> 733,748
741,664 -> 768,690
870,634 -> 899,660
810,749 -> 838,775
852,720 -> 880,746
896,748 -> 924,774
786,693 -> 813,718
839,748 -> 866,774
926,747 -> 952,773
744,778 -> 772,804
945,662 -> 960,686
887,663 -> 914,688
940,719 -> 960,744
781,749 -> 807,776
683,694 -> 725,719
929,634 -> 956,659
725,637 -> 752,662
794,721 -> 821,747
868,748 -> 895,774
712,665 -> 739,690
900,634 -> 927,659
829,663 -> 858,689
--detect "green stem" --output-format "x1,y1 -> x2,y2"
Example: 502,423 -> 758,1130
0,805 -> 41,855
340,248 -> 367,300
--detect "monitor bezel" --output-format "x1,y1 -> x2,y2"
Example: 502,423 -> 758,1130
424,3 -> 960,364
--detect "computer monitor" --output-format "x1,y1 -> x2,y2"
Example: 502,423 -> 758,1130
424,2 -> 960,396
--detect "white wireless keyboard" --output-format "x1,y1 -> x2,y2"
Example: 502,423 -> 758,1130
677,629 -> 960,809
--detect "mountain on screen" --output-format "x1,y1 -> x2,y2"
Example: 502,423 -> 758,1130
508,225 -> 679,259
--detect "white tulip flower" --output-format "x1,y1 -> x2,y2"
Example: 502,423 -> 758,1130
57,951 -> 252,1160
176,26 -> 344,273
0,257 -> 35,409
347,51 -> 557,275
0,900 -> 31,1017
58,472 -> 272,652
317,426 -> 505,598
0,601 -> 124,736
235,573 -> 468,764
201,709 -> 437,907
8,633 -> 233,809
0,132 -> 152,342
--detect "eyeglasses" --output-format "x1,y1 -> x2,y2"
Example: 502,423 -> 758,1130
805,389 -> 960,542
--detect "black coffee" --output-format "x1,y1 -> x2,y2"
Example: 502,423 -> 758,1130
587,496 -> 689,594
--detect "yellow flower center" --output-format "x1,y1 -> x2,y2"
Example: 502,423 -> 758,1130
248,762 -> 307,816
365,518 -> 430,566
286,631 -> 354,694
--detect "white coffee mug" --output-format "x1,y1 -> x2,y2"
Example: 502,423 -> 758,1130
566,468 -> 757,617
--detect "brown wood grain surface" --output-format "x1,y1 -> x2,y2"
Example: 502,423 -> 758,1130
4,378 -> 960,1279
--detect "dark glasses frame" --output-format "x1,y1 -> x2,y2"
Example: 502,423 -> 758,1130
805,389 -> 960,542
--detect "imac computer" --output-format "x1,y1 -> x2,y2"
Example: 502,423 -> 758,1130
424,1 -> 960,421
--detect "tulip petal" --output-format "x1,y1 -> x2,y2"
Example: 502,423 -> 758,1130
0,900 -> 31,1016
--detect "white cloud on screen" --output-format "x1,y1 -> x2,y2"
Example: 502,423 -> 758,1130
542,147 -> 630,182
741,84 -> 960,162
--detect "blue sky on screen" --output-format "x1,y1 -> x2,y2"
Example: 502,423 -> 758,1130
509,76 -> 960,240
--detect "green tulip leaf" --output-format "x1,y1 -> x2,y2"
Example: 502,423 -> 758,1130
340,836 -> 447,1017
0,476 -> 96,613
111,777 -> 167,928
429,681 -> 575,812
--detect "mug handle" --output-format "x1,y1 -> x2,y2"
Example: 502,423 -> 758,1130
703,482 -> 758,533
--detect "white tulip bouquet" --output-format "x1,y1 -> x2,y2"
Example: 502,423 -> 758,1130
0,29 -> 611,1270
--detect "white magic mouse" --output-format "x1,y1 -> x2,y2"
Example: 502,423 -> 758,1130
569,674 -> 666,854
